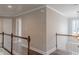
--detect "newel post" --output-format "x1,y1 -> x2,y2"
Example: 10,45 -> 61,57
2,32 -> 4,48
56,33 -> 57,49
27,36 -> 31,55
11,33 -> 13,55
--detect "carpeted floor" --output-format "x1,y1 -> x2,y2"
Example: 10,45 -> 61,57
29,50 -> 42,55
0,48 -> 42,55
30,49 -> 72,55
0,48 -> 73,55
50,49 -> 72,55
0,48 -> 10,55
29,49 -> 72,55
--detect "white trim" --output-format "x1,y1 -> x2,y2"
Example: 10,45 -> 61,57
0,5 -> 65,17
21,43 -> 56,55
30,46 -> 46,55
45,47 -> 56,55
15,5 -> 46,16
21,43 -> 46,54
46,5 -> 65,17
0,15 -> 15,17
0,5 -> 45,17
30,47 -> 56,55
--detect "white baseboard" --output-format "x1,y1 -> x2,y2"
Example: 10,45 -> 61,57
30,46 -> 46,55
30,47 -> 56,55
45,47 -> 56,55
21,44 -> 56,55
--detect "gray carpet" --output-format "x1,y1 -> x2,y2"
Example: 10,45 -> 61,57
0,48 -> 10,55
29,50 -> 42,55
29,49 -> 72,55
0,48 -> 73,55
50,49 -> 72,55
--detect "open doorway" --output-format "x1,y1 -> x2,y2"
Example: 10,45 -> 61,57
16,18 -> 22,43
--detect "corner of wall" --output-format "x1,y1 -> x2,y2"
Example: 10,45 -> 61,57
45,5 -> 68,54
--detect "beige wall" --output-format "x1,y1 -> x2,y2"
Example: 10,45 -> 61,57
16,8 -> 47,52
15,7 -> 68,54
46,7 -> 68,51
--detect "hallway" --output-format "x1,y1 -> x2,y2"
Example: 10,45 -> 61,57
0,4 -> 79,55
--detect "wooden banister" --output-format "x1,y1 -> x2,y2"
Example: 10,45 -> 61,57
27,36 -> 31,55
13,35 -> 28,39
4,33 -> 11,36
56,33 -> 78,37
11,33 -> 13,55
1,32 -> 31,55
2,32 -> 4,48
3,33 -> 27,39
56,33 -> 79,49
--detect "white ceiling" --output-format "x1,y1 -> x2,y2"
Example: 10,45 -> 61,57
0,4 -> 79,17
0,4 -> 43,17
48,4 -> 79,17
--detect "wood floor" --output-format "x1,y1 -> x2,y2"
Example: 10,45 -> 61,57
0,48 -> 75,55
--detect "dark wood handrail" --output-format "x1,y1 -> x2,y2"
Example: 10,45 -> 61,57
11,33 -> 13,55
56,33 -> 79,49
56,33 -> 79,37
3,33 -> 28,40
13,35 -> 28,39
4,33 -> 11,36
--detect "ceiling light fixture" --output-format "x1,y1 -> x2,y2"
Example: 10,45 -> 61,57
8,5 -> 12,8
